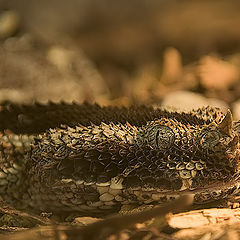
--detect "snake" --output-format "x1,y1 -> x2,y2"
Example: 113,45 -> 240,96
0,102 -> 239,215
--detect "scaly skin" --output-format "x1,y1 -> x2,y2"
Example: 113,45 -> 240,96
0,102 -> 239,215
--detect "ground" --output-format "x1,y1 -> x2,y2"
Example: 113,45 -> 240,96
1,1 -> 240,239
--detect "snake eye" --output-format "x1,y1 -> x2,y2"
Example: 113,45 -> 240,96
199,130 -> 220,149
137,124 -> 175,149
153,125 -> 175,149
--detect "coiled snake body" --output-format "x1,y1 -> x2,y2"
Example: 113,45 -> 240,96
0,102 -> 239,214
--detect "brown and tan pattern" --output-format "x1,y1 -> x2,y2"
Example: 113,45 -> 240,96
0,102 -> 239,215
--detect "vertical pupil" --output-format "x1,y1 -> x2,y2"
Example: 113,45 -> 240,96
154,126 -> 174,149
155,129 -> 160,147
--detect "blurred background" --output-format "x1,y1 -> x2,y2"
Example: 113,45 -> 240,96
1,0 -> 240,118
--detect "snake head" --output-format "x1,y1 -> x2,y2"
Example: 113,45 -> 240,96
198,110 -> 238,153
191,110 -> 240,190
134,110 -> 240,195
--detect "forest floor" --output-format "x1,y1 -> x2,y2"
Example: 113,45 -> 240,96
1,1 -> 240,239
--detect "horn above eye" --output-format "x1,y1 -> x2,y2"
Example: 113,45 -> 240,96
218,110 -> 233,136
230,135 -> 239,151
199,130 -> 220,149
